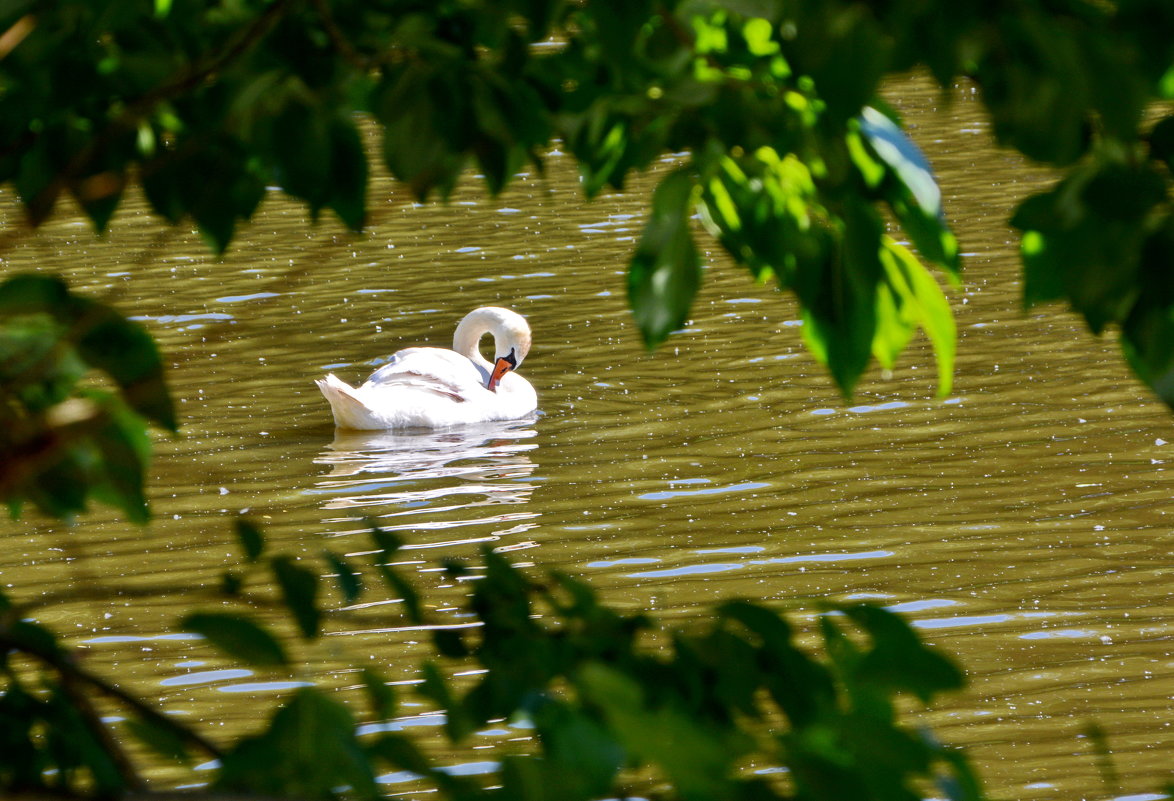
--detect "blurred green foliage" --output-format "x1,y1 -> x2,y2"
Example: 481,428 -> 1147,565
3,0 -> 1170,402
1,523 -> 988,801
2,1 -> 1173,797
0,273 -> 175,522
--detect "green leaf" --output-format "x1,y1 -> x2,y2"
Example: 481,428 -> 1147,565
221,570 -> 244,595
366,732 -> 434,776
575,661 -> 749,801
1150,116 -> 1174,173
0,273 -> 70,314
124,717 -> 191,765
1012,161 -> 1163,333
936,743 -> 987,801
718,600 -> 835,728
179,612 -> 289,668
88,394 -> 152,523
235,517 -> 265,563
326,115 -> 369,231
877,238 -> 956,396
143,137 -> 266,254
376,62 -> 468,201
13,134 -> 60,226
871,270 -> 916,372
838,604 -> 965,702
627,168 -> 702,348
369,524 -> 422,622
43,682 -> 126,796
269,97 -> 332,213
530,701 -> 625,800
360,667 -> 397,720
432,628 -> 468,658
4,619 -> 64,659
378,564 -> 422,624
72,300 -> 176,431
1121,218 -> 1174,410
418,661 -> 473,742
796,198 -> 882,397
324,549 -> 362,605
1082,721 -> 1121,793
270,556 -> 322,640
802,8 -> 888,127
72,170 -> 128,234
370,523 -> 403,557
0,274 -> 175,430
859,107 -> 941,218
215,688 -> 378,800
856,109 -> 961,281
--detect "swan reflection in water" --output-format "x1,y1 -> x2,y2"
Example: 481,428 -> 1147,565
310,421 -> 540,553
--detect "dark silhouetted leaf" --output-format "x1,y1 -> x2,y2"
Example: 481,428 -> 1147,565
215,687 -> 377,799
361,667 -> 397,720
1150,116 -> 1174,172
576,662 -> 749,801
326,115 -> 369,231
324,549 -> 362,605
376,62 -> 468,201
235,517 -> 265,563
180,612 -> 289,668
366,732 -> 434,776
839,604 -> 964,702
432,628 -> 468,658
89,395 -> 151,523
270,555 -> 321,639
628,168 -> 702,348
220,570 -> 244,595
419,661 -> 474,742
1122,219 -> 1174,410
797,198 -> 882,397
125,717 -> 191,765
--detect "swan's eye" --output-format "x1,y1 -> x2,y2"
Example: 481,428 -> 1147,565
499,348 -> 518,369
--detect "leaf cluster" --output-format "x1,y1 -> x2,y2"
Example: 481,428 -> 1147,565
0,519 -> 985,801
8,0 -> 1171,402
0,273 -> 175,522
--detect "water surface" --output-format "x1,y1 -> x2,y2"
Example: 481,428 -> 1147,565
1,75 -> 1171,800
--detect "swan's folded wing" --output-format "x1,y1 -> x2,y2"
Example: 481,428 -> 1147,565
362,347 -> 489,401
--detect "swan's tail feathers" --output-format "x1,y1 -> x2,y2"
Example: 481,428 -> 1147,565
315,374 -> 375,429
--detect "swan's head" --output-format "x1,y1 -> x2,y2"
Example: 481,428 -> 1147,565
487,347 -> 518,392
453,306 -> 532,391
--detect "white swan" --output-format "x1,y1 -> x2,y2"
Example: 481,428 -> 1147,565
316,307 -> 537,430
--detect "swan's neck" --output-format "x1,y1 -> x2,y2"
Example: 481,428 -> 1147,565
452,307 -> 531,373
453,311 -> 495,371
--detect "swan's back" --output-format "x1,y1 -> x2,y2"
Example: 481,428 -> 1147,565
364,347 -> 489,398
316,307 -> 537,430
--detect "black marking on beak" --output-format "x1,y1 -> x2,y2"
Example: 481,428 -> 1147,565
488,348 -> 517,392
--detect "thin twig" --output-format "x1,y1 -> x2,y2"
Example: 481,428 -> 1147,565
0,625 -> 226,761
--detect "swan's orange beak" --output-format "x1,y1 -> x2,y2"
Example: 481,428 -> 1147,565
487,356 -> 513,392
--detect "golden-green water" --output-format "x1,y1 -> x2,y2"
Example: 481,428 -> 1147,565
2,75 -> 1171,800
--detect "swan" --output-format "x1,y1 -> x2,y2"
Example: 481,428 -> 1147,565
315,306 -> 536,430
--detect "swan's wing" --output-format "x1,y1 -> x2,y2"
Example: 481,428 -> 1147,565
362,347 -> 489,401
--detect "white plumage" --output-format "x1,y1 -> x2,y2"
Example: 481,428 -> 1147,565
315,307 -> 536,430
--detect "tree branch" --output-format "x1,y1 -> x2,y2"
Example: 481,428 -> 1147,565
0,625 -> 226,761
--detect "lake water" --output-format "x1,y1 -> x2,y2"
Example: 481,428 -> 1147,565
2,74 -> 1171,800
